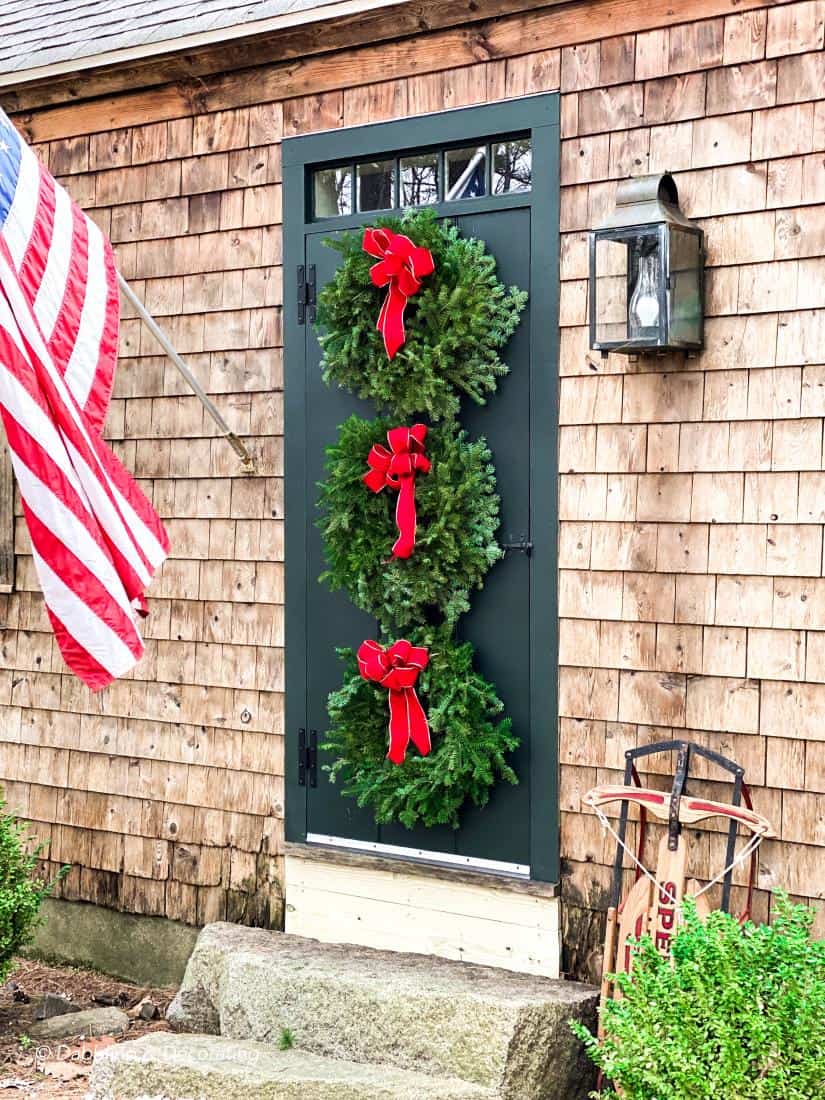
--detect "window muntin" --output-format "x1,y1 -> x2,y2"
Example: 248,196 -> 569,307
310,135 -> 530,220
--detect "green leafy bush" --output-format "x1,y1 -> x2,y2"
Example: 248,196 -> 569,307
324,626 -> 518,828
0,797 -> 55,983
572,894 -> 825,1100
317,415 -> 502,632
315,208 -> 527,421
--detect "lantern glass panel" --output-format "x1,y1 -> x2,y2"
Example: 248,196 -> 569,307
668,227 -> 703,346
593,237 -> 630,346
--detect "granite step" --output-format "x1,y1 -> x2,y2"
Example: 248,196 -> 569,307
87,1033 -> 494,1099
166,922 -> 599,1098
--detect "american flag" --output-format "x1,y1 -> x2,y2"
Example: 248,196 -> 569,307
0,107 -> 169,691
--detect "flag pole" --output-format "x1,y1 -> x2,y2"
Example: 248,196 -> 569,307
117,273 -> 257,474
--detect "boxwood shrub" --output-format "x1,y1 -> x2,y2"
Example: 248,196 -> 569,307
572,893 -> 825,1100
0,795 -> 57,982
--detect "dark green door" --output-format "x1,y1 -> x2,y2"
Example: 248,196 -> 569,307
284,96 -> 560,881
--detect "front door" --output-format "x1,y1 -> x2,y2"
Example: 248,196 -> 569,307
284,95 -> 560,881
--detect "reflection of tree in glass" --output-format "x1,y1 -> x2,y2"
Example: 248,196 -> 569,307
336,173 -> 352,214
334,174 -> 352,215
315,168 -> 352,217
493,140 -> 532,195
402,156 -> 438,206
358,161 -> 394,211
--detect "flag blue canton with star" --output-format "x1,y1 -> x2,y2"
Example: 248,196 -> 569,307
0,110 -> 23,228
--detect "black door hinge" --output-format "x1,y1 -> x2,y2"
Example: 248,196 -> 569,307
501,534 -> 533,556
297,728 -> 318,787
298,728 -> 306,786
297,264 -> 316,325
308,729 -> 318,788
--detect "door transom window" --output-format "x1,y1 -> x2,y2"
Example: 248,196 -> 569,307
312,136 -> 532,219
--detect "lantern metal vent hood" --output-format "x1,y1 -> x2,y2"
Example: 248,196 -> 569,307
589,172 -> 704,356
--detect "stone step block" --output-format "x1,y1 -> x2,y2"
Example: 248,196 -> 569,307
88,1032 -> 494,1099
167,923 -> 598,1098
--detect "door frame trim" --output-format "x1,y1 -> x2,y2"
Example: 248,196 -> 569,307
283,92 -> 561,882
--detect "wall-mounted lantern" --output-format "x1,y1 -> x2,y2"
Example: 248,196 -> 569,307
589,173 -> 704,356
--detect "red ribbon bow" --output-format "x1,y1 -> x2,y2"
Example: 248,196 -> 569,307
363,425 -> 430,559
363,227 -> 435,359
358,639 -> 431,765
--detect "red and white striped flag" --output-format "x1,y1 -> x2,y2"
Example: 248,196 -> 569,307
0,107 -> 169,690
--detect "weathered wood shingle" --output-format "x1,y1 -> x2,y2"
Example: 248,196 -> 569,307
0,0 -> 366,78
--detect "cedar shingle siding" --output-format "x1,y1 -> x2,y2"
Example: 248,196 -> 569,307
0,0 -> 823,977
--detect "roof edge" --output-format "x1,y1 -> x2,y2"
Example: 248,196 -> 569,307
0,0 -> 405,92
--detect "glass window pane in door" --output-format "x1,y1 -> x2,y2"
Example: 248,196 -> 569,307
357,160 -> 395,211
313,167 -> 352,218
492,139 -> 532,194
400,152 -> 439,206
445,146 -> 487,200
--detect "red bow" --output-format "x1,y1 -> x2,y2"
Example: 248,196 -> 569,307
363,228 -> 435,359
358,639 -> 430,765
363,425 -> 430,559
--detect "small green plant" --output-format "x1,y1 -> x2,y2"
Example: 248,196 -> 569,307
17,1034 -> 32,1051
0,795 -> 60,983
278,1027 -> 295,1051
571,893 -> 825,1100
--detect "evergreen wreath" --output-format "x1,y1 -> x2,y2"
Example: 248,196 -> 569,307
324,627 -> 518,829
315,208 -> 528,421
318,415 -> 502,632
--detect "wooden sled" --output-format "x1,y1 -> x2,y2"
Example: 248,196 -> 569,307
583,740 -> 775,1042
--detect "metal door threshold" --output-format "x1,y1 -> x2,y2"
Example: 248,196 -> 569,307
306,833 -> 530,878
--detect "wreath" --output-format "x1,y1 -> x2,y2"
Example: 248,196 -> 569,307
318,415 -> 502,631
315,208 -> 528,421
324,627 -> 518,829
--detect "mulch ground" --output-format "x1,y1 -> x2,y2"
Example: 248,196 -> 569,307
0,957 -> 175,1097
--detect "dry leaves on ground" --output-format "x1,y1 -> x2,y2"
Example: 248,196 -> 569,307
0,958 -> 174,1097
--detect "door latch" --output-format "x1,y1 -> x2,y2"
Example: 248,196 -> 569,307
501,534 -> 533,556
